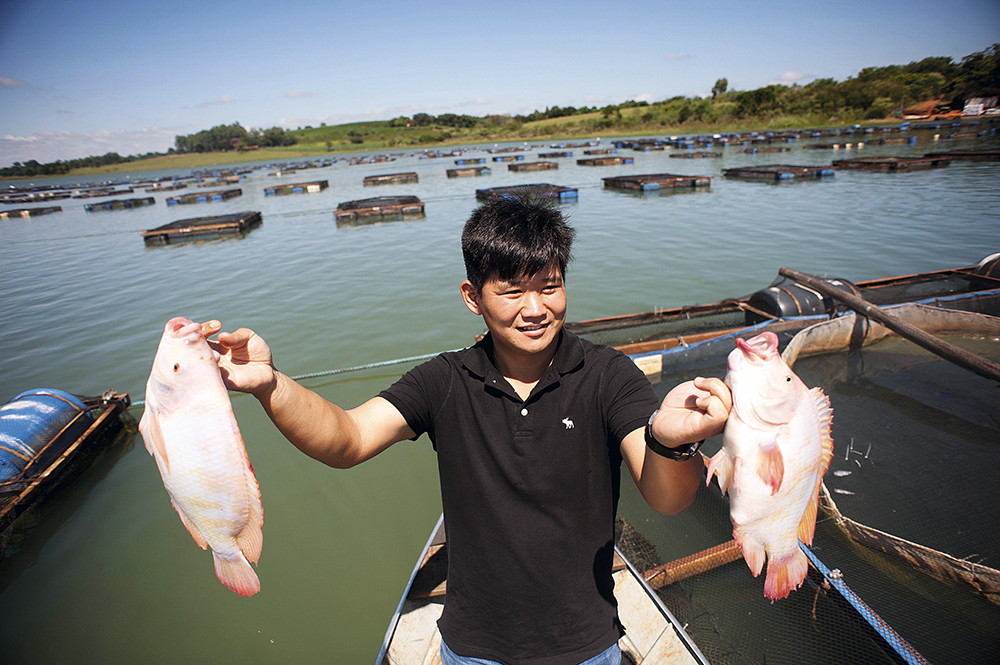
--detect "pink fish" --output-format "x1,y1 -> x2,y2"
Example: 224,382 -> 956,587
706,331 -> 833,600
139,317 -> 263,596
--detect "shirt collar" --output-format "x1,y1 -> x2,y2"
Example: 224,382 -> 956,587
461,329 -> 586,386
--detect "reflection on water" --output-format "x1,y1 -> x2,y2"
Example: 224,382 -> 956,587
1,128 -> 999,663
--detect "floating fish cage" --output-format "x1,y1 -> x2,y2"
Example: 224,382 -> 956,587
363,172 -> 419,186
669,152 -> 722,159
538,151 -> 572,158
576,156 -> 633,166
0,390 -> 132,542
454,158 -> 486,165
165,189 -> 243,205
263,180 -> 329,195
0,192 -> 70,204
831,156 -> 951,171
0,206 -> 62,219
141,211 -> 262,244
446,166 -> 491,178
334,196 -> 425,224
508,161 -> 559,172
723,165 -> 836,180
602,173 -> 712,191
741,146 -> 791,153
72,187 -> 132,199
474,184 -> 578,203
84,197 -> 155,212
491,155 -> 525,162
612,302 -> 1000,665
583,148 -> 616,155
145,183 -> 187,192
923,149 -> 1000,161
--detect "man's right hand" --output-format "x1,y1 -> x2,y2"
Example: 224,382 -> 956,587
203,321 -> 278,398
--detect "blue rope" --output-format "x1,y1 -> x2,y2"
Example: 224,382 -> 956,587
799,542 -> 931,665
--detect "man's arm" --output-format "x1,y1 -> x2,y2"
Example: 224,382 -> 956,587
621,377 -> 731,515
208,323 -> 415,468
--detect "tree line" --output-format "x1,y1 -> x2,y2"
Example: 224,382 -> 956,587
172,122 -> 296,153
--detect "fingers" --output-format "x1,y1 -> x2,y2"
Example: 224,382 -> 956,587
216,327 -> 256,349
201,320 -> 221,337
693,376 -> 732,413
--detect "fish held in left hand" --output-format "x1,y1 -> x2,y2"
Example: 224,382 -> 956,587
139,317 -> 263,596
705,331 -> 833,601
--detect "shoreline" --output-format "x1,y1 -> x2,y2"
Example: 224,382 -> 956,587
4,116 -> 993,182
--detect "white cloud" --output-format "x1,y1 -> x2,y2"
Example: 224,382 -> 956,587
631,93 -> 654,103
0,127 -> 179,166
285,89 -> 313,98
0,76 -> 27,87
769,71 -> 809,86
664,54 -> 692,61
199,95 -> 237,108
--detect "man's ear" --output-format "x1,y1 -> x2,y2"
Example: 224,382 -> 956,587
460,280 -> 481,315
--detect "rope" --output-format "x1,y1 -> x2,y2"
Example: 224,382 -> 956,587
799,542 -> 931,665
129,348 -> 461,409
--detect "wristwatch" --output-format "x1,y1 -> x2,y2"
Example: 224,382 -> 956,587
644,410 -> 704,461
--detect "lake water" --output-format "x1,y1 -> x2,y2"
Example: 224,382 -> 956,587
1,126 -> 998,664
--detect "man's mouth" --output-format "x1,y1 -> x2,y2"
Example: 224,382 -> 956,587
518,322 -> 549,335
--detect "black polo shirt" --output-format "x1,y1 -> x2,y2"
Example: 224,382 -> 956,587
379,330 -> 659,665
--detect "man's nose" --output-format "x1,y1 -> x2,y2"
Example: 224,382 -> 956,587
521,292 -> 545,317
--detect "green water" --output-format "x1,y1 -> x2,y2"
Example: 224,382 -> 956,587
1,128 -> 998,663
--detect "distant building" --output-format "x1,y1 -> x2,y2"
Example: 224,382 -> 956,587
963,97 -> 998,116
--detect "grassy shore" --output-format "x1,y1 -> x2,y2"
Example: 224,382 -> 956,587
49,110 -> 902,179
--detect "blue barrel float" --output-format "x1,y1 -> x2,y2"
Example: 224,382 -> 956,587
0,389 -> 94,492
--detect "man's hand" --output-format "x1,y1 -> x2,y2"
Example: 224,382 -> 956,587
203,320 -> 278,397
651,376 -> 732,448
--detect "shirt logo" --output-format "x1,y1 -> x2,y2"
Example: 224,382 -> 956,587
562,418 -> 575,429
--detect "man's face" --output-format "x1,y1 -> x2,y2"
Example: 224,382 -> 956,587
462,263 -> 567,363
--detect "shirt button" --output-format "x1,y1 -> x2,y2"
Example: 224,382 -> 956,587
520,408 -> 528,416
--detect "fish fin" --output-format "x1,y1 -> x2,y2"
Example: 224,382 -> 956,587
705,449 -> 733,494
171,500 -> 208,550
795,387 -> 833,546
139,408 -> 170,473
734,530 -> 766,577
764,547 -> 809,601
755,438 -> 784,494
238,455 -> 264,565
213,552 -> 261,597
812,387 -> 834,475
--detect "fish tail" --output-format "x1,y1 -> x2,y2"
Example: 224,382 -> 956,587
763,547 -> 809,601
213,551 -> 261,597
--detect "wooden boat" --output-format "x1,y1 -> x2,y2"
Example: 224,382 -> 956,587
565,253 -> 1000,365
375,515 -> 710,665
0,390 -> 132,535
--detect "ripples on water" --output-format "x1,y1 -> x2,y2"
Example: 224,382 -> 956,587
0,130 -> 998,663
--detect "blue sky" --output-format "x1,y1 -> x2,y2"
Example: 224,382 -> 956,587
1,0 -> 998,167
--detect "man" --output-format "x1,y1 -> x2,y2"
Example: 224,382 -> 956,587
207,194 -> 731,665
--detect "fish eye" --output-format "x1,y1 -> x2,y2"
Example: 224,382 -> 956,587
173,363 -> 181,372
785,375 -> 792,382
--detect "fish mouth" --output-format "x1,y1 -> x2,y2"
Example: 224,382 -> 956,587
735,331 -> 778,361
166,317 -> 203,341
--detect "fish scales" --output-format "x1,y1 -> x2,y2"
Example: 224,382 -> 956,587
139,317 -> 263,596
706,331 -> 833,600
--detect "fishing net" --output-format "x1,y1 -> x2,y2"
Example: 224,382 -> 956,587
613,304 -> 1000,665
